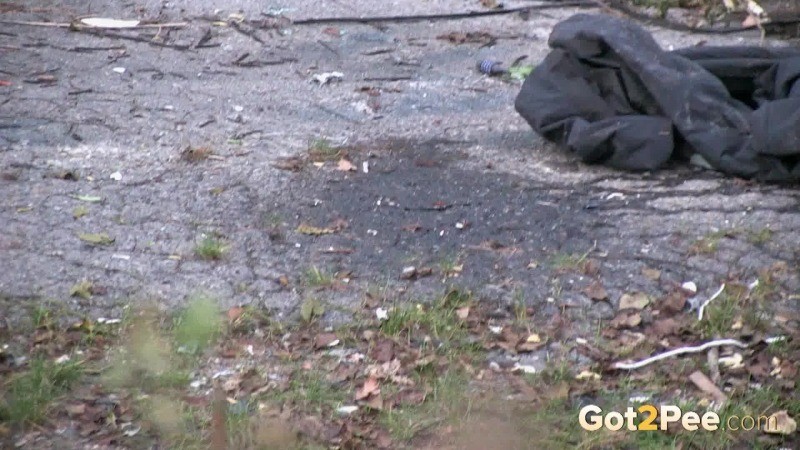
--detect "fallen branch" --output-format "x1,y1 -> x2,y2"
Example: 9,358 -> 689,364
289,1 -> 595,25
612,338 -> 748,370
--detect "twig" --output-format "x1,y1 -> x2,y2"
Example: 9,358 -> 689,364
697,284 -> 725,321
612,338 -> 749,370
290,1 -> 595,25
0,19 -> 187,29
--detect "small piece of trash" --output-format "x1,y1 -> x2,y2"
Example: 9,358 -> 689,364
97,317 -> 122,325
54,355 -> 71,364
122,426 -> 141,437
233,105 -> 244,112
111,254 -> 130,260
362,161 -> 369,173
109,171 -> 122,181
401,266 -> 417,279
455,222 -> 465,229
337,405 -> 359,415
112,67 -> 126,74
512,363 -> 537,374
489,325 -> 503,334
367,229 -> 378,236
682,281 -> 698,293
375,307 -> 389,321
81,18 -> 141,28
312,71 -> 344,85
629,395 -> 651,403
606,192 -> 625,200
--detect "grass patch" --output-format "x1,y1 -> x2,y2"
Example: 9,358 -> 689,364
307,139 -> 344,162
0,357 -> 83,425
194,236 -> 227,260
746,228 -> 773,245
380,289 -> 472,349
304,266 -> 334,288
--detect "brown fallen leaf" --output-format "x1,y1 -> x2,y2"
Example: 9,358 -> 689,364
356,377 -> 380,400
583,281 -> 608,301
764,410 -> 797,435
610,311 -> 642,329
364,393 -> 384,410
581,258 -> 601,276
66,403 -> 86,416
227,306 -> 245,322
336,158 -> 356,171
618,292 -> 650,310
314,333 -> 340,349
659,290 -> 687,316
650,318 -> 680,337
371,339 -> 395,363
642,267 -> 661,280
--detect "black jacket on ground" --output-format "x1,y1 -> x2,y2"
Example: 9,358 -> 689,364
514,14 -> 800,182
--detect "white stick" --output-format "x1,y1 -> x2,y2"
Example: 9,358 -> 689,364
697,284 -> 726,321
612,338 -> 748,370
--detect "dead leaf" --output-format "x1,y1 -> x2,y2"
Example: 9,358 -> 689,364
336,158 -> 356,171
455,307 -> 470,320
480,0 -> 502,8
297,223 -> 335,235
651,318 -> 680,337
227,306 -> 245,322
364,393 -> 384,410
659,291 -> 686,316
618,292 -> 650,310
764,410 -> 797,435
583,281 -> 608,301
356,377 -> 380,400
66,403 -> 86,416
610,311 -> 642,329
272,156 -> 305,171
371,339 -> 395,363
642,267 -> 661,280
581,258 -> 600,276
314,333 -> 340,349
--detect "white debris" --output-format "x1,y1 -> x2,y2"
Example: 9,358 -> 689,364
512,363 -> 537,374
112,67 -> 126,74
81,18 -> 141,28
375,307 -> 389,321
337,405 -> 359,415
362,161 -> 369,173
110,171 -> 122,181
682,281 -> 698,294
489,325 -> 503,335
606,192 -> 625,200
312,71 -> 344,85
54,354 -> 71,364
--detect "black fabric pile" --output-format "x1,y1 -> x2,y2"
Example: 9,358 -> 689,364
514,14 -> 800,182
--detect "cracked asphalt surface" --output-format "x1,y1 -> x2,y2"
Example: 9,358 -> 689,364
1,0 -> 798,331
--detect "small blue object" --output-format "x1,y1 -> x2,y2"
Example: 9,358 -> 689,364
478,59 -> 505,75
